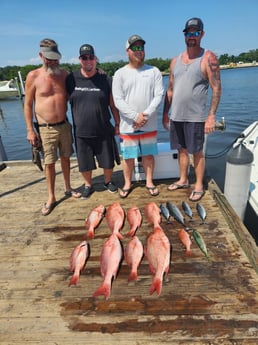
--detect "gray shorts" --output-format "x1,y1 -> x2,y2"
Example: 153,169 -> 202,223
169,121 -> 205,154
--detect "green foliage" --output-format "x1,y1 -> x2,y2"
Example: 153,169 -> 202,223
218,49 -> 258,65
1,48 -> 258,81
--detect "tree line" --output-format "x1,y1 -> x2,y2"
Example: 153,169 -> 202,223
1,49 -> 258,81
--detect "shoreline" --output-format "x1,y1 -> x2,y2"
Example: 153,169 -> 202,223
161,62 -> 258,75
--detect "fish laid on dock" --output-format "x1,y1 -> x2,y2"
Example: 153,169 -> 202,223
166,201 -> 185,226
126,206 -> 142,237
124,236 -> 144,282
160,203 -> 170,221
93,234 -> 123,300
144,202 -> 161,228
178,228 -> 192,256
69,240 -> 89,286
85,204 -> 106,239
105,202 -> 125,239
192,229 -> 209,260
182,201 -> 193,220
145,226 -> 171,296
196,203 -> 207,224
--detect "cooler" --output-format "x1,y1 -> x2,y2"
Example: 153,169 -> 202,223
132,142 -> 180,181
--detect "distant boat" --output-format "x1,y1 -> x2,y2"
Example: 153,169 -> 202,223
0,79 -> 19,99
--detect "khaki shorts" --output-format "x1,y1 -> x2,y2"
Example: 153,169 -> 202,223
39,121 -> 73,164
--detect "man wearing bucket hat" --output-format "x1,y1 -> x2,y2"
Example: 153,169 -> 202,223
24,38 -> 81,216
112,34 -> 164,198
162,17 -> 221,202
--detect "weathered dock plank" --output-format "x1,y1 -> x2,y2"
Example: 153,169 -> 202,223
0,159 -> 257,344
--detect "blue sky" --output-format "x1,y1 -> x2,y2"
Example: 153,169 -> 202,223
1,0 -> 258,67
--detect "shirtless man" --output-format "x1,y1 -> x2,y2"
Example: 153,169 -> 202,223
24,38 -> 81,216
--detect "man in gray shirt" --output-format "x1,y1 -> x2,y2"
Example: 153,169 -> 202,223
162,17 -> 221,201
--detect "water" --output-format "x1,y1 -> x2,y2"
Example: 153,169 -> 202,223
1,67 -> 258,242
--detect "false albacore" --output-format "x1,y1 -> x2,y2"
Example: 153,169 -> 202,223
166,201 -> 185,226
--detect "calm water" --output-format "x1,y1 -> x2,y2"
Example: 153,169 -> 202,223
1,67 -> 258,190
1,67 -> 258,242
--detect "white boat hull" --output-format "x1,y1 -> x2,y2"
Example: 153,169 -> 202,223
0,90 -> 19,99
0,80 -> 19,99
241,121 -> 258,216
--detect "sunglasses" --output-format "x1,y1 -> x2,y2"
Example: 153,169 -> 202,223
80,54 -> 95,61
130,45 -> 144,52
184,31 -> 202,38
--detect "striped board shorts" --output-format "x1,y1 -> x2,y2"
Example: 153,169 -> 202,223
119,130 -> 158,159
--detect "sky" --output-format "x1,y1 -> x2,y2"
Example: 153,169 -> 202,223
1,0 -> 258,68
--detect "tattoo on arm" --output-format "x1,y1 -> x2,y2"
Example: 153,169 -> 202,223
207,54 -> 221,114
208,54 -> 221,83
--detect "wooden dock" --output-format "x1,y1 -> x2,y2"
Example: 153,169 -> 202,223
0,159 -> 257,344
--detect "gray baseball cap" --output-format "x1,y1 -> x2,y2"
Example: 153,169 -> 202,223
126,34 -> 145,49
183,17 -> 204,32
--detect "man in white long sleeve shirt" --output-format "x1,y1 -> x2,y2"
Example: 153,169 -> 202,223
112,34 -> 164,198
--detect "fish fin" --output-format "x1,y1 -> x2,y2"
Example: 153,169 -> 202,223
68,273 -> 79,286
93,282 -> 111,300
150,277 -> 162,296
128,271 -> 138,282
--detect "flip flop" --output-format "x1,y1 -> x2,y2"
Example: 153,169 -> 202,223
167,183 -> 190,191
41,202 -> 57,216
119,187 -> 132,199
64,190 -> 82,198
189,190 -> 205,202
146,186 -> 159,196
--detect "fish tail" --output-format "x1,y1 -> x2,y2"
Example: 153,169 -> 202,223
150,277 -> 162,296
85,229 -> 94,239
115,231 -> 124,240
186,248 -> 191,256
93,282 -> 111,300
126,228 -> 136,237
68,273 -> 79,286
128,270 -> 138,282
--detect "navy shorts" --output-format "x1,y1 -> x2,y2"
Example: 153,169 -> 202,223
75,136 -> 115,172
169,121 -> 205,154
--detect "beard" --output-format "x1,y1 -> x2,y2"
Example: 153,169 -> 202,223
186,39 -> 197,48
43,63 -> 61,75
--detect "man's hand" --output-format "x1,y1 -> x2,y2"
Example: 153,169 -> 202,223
133,112 -> 148,129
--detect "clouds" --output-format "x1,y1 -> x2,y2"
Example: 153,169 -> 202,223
0,0 -> 258,67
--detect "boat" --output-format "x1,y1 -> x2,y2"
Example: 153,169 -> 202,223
224,121 -> 258,220
240,121 -> 258,215
0,79 -> 19,99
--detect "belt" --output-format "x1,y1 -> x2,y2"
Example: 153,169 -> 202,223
38,120 -> 66,127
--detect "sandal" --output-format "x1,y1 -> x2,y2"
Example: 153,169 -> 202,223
119,187 -> 132,199
146,186 -> 159,196
41,202 -> 57,216
64,189 -> 81,198
167,183 -> 190,191
189,190 -> 205,202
